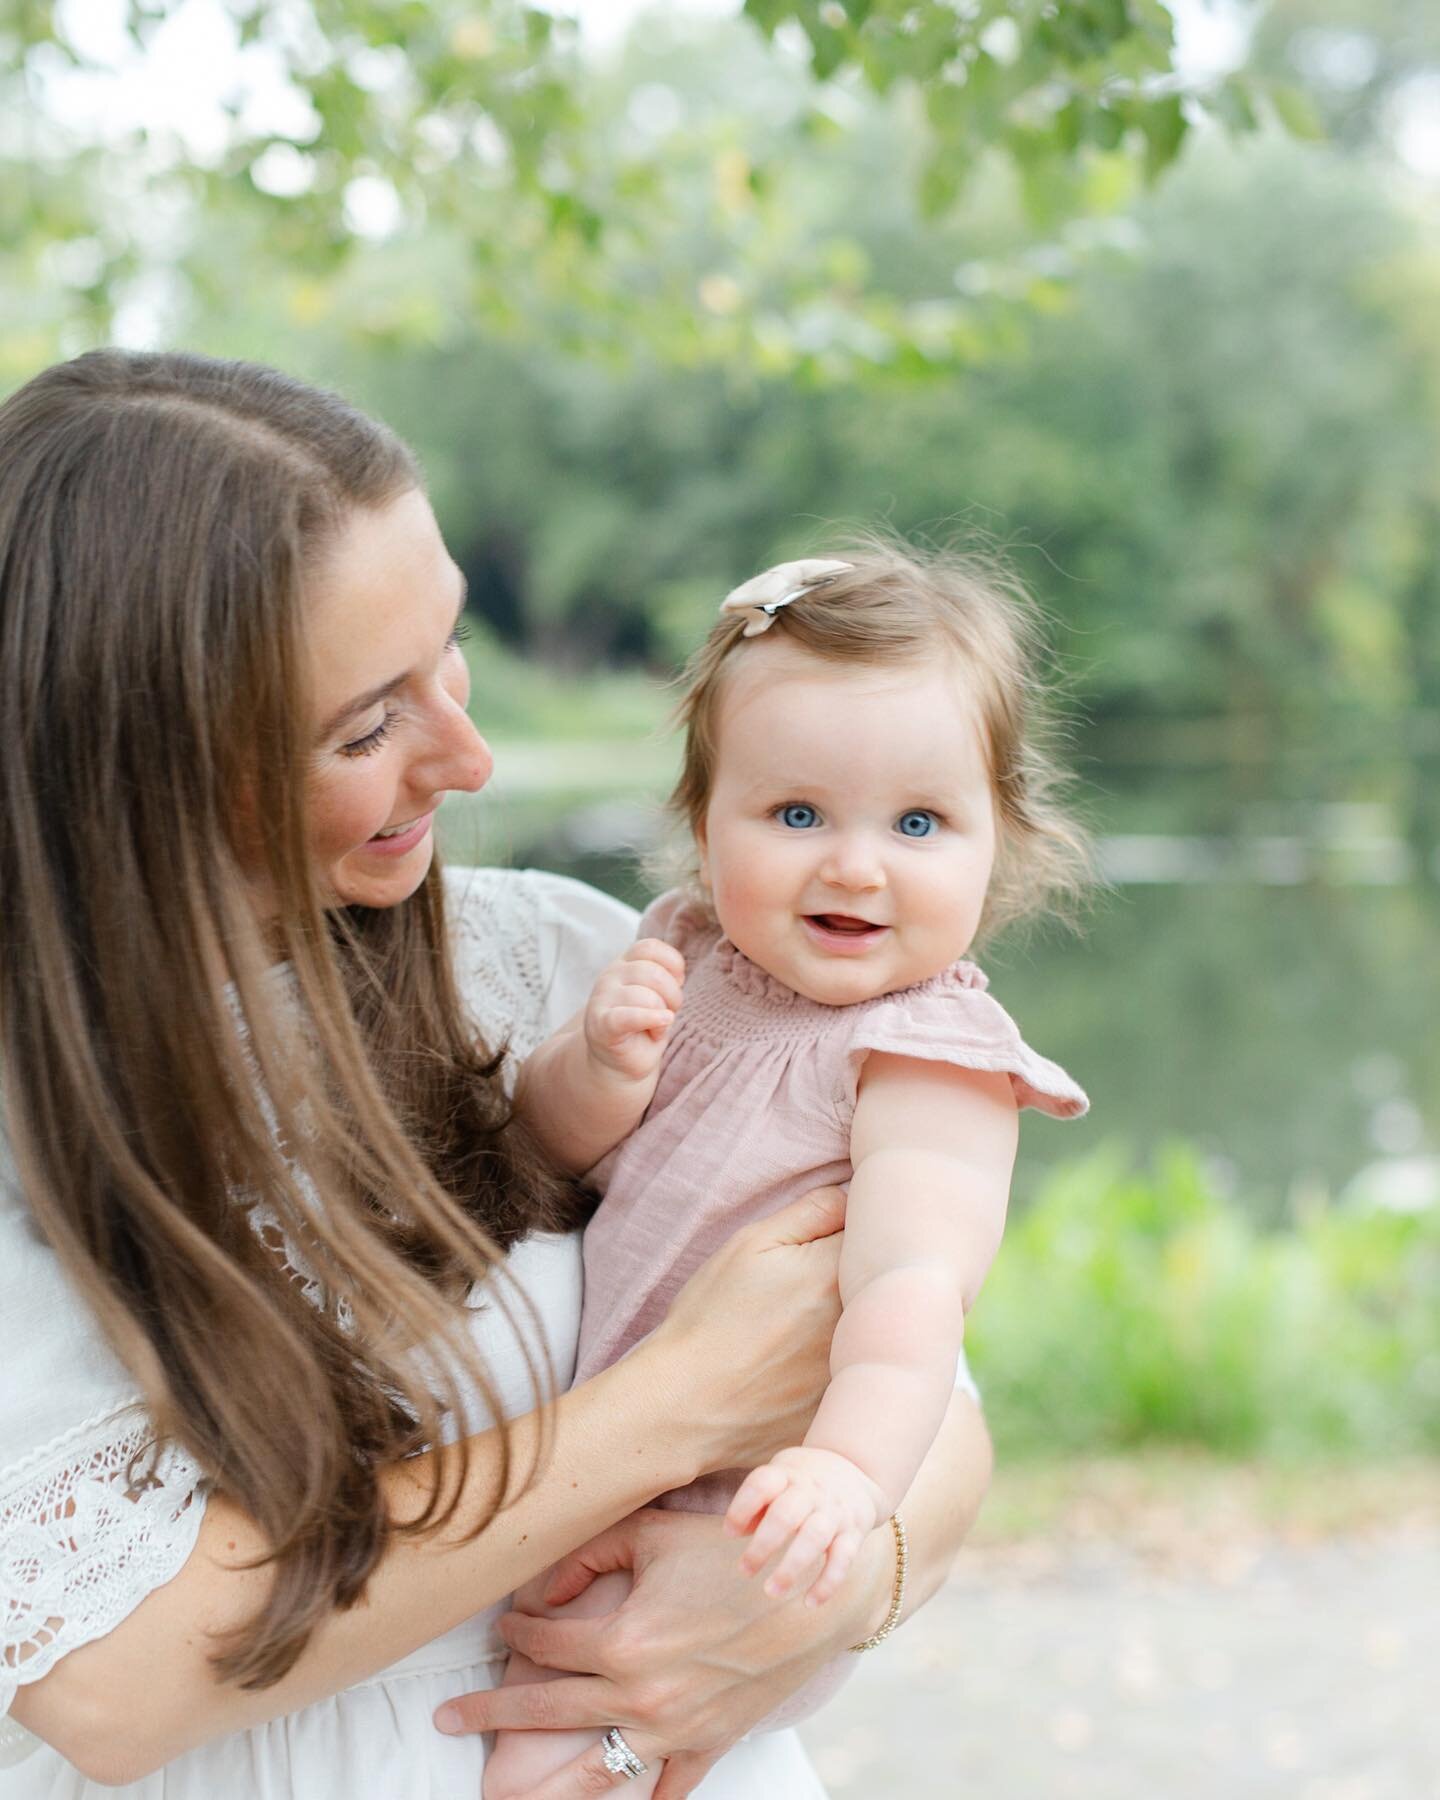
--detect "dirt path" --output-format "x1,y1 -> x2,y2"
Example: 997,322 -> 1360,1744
800,1462 -> 1440,1798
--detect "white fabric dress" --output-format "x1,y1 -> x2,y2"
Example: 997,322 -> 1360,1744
0,867 -> 826,1798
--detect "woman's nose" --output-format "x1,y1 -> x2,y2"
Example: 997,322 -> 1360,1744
421,691 -> 493,796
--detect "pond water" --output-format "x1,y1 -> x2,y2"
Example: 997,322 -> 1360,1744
438,736 -> 1440,1220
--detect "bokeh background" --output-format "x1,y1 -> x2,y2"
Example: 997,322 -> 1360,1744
4,1 -> 1437,1790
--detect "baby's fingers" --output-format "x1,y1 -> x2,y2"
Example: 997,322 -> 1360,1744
764,1508 -> 839,1601
621,948 -> 685,1010
614,966 -> 684,1014
630,938 -> 686,981
725,1466 -> 787,1540
603,1005 -> 676,1039
804,1528 -> 863,1608
738,1483 -> 812,1577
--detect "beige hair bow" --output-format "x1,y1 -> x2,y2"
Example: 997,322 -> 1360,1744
719,558 -> 854,638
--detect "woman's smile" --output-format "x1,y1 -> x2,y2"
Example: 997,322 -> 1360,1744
364,811 -> 437,856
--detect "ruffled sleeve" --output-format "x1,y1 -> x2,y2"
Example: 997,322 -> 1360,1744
842,963 -> 1088,1120
633,887 -> 714,962
0,1149 -> 207,1739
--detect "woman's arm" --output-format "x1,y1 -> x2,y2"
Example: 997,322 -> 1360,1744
436,1385 -> 993,1800
12,1190 -> 844,1786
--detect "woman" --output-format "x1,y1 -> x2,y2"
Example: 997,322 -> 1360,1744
0,351 -> 991,1797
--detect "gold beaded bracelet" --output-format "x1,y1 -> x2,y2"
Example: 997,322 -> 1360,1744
848,1512 -> 908,1652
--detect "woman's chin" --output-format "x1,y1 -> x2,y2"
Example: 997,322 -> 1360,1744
332,829 -> 436,909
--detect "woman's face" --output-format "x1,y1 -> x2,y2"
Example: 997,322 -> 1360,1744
302,488 -> 492,910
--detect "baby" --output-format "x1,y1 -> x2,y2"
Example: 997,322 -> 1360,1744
484,543 -> 1089,1797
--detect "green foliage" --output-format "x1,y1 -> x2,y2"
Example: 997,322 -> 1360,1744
1250,0 -> 1440,149
458,620 -> 667,740
968,1143 -> 1440,1459
742,0 -> 1197,218
4,13 -> 1438,734
0,0 -> 1278,362
247,132 -> 1437,731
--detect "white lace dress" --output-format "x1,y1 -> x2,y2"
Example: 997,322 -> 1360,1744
0,868 -> 827,1798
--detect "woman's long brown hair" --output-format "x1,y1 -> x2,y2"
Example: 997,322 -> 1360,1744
0,350 -> 580,1687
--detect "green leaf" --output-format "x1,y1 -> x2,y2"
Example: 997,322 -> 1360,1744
805,22 -> 850,82
1017,153 -> 1080,231
1093,102 -> 1125,153
741,0 -> 789,39
1139,93 -> 1186,179
917,153 -> 962,219
1081,147 -> 1140,214
926,78 -> 972,138
1214,75 -> 1258,135
1086,0 -> 1132,45
1269,81 -> 1326,143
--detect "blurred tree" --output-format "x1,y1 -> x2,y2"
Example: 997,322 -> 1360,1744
6,5 -> 1435,736
246,137 -> 1431,736
1250,0 -> 1440,150
0,0 -> 1295,366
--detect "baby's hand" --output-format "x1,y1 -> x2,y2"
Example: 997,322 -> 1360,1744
725,1446 -> 887,1607
583,938 -> 685,1083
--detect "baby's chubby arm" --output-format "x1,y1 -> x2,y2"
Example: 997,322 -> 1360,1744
514,938 -> 685,1175
726,1053 -> 1018,1602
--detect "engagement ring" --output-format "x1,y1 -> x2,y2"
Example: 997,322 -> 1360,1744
601,1726 -> 649,1780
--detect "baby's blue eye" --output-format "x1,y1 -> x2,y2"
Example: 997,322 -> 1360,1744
896,810 -> 939,839
779,803 -> 821,830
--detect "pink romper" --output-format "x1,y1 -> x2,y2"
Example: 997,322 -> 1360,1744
574,890 -> 1088,1720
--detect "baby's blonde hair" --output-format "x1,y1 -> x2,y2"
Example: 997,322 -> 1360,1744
668,536 -> 1091,942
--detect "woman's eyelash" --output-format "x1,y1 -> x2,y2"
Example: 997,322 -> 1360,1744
338,627 -> 466,758
339,711 -> 398,758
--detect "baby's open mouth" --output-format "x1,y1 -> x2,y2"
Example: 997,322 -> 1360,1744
807,914 -> 883,935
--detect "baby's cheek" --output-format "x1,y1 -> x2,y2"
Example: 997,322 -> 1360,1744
712,845 -> 771,911
707,872 -> 747,943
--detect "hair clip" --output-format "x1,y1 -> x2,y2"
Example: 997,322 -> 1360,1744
719,559 -> 854,637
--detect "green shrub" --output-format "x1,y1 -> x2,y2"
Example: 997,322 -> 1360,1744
968,1144 -> 1440,1459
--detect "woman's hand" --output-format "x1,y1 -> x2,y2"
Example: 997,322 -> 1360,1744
641,1185 -> 846,1479
436,1506 -> 891,1799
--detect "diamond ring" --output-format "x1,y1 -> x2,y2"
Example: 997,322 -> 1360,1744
601,1727 -> 649,1780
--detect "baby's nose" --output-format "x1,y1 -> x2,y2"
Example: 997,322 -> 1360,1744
820,838 -> 887,891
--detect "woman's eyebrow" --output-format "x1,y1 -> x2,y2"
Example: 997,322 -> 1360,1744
319,579 -> 469,740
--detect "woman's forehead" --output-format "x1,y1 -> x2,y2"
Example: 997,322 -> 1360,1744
304,490 -> 459,710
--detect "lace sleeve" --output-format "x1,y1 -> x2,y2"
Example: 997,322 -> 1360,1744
0,1165 -> 208,1727
444,865 -> 639,1068
1,1412 -> 205,1709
